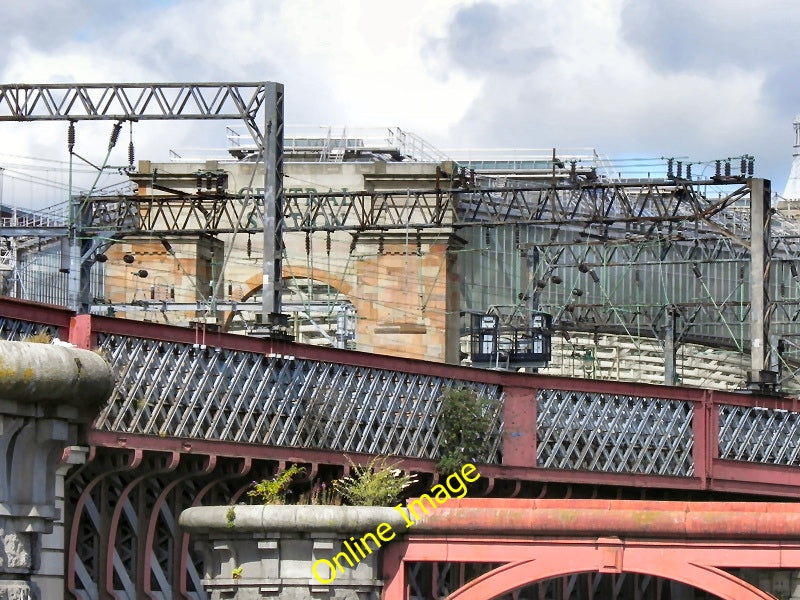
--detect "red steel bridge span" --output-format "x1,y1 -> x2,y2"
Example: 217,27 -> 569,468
5,296 -> 800,599
383,498 -> 800,600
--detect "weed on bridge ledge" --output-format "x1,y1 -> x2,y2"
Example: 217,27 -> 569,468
245,456 -> 417,508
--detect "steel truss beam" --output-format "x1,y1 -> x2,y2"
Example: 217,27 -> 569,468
0,82 -> 271,143
2,176 -> 748,235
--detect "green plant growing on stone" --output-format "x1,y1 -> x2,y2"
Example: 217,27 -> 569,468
21,330 -> 52,344
226,506 -> 236,528
298,480 -> 341,505
248,464 -> 305,504
436,388 -> 496,475
333,456 -> 416,506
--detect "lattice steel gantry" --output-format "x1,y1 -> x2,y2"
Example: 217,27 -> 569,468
0,81 -> 286,333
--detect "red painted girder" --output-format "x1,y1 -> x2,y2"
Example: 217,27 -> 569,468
407,498 -> 800,539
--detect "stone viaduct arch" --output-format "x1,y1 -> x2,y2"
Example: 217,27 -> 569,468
222,266 -> 355,332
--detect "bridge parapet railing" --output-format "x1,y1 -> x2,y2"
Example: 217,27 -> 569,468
719,403 -> 800,465
0,298 -> 72,341
712,394 -> 800,494
535,387 -> 694,477
5,297 -> 800,496
87,316 -> 503,462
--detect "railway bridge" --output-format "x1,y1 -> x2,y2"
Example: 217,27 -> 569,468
5,297 -> 800,598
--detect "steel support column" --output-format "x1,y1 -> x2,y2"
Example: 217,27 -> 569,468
748,178 -> 774,388
664,306 -> 677,386
261,82 -> 285,333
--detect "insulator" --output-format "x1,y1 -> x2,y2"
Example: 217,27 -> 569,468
667,158 -> 674,179
676,161 -> 682,178
715,160 -> 721,177
228,282 -> 233,297
724,161 -> 731,177
128,140 -> 135,167
740,157 -> 746,175
686,163 -> 692,179
349,235 -> 357,254
305,231 -> 311,254
246,235 -> 252,258
692,263 -> 702,279
578,263 -> 589,273
169,285 -> 175,300
160,239 -> 173,254
378,235 -> 384,254
216,174 -> 224,193
196,173 -> 203,192
108,121 -> 122,151
150,286 -> 155,300
326,231 -> 332,256
67,121 -> 75,154
416,230 -> 422,254
791,263 -> 798,279
570,161 -> 577,181
485,228 -> 491,248
748,157 -> 755,176
590,270 -> 600,284
551,275 -> 563,284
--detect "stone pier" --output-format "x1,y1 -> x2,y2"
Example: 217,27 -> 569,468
179,505 -> 407,600
0,340 -> 112,600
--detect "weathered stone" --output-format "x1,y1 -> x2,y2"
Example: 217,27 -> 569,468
0,341 -> 113,599
0,341 -> 112,408
0,530 -> 31,570
0,581 -> 32,600
180,505 -> 409,600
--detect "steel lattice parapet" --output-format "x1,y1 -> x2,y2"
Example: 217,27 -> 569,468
718,403 -> 800,466
536,388 -> 694,476
92,332 -> 504,462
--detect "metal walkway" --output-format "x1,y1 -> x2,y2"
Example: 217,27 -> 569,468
4,297 -> 800,598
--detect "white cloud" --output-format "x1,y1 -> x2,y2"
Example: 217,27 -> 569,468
0,0 -> 796,201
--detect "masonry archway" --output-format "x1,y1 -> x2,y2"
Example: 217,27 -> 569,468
222,267 -> 357,345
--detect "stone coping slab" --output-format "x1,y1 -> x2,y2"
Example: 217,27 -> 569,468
180,505 -> 409,534
0,340 -> 112,407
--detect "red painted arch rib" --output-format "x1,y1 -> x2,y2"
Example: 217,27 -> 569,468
446,551 -> 775,600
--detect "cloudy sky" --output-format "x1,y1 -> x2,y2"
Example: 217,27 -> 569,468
1,0 -> 799,205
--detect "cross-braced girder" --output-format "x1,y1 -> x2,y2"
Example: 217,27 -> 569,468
0,82 -> 272,145
92,331 -> 504,461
